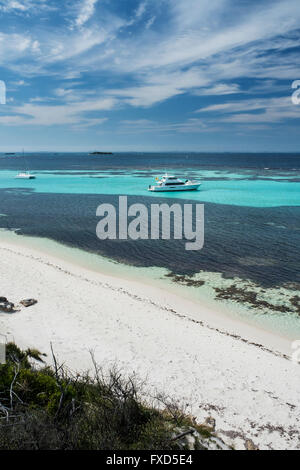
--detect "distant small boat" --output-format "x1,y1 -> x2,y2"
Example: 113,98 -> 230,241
5,153 -> 15,155
15,149 -> 36,180
148,174 -> 201,192
15,172 -> 36,180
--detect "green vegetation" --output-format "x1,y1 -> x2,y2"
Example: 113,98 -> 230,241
0,343 -> 213,450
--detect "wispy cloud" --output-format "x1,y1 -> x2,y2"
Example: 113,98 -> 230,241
193,83 -> 241,96
135,1 -> 147,19
0,1 -> 28,11
66,0 -> 300,112
0,0 -> 300,142
0,0 -> 54,13
0,96 -> 116,127
107,84 -> 184,107
196,96 -> 300,123
197,97 -> 289,114
106,67 -> 210,107
75,0 -> 98,28
119,118 -> 213,134
0,32 -> 39,64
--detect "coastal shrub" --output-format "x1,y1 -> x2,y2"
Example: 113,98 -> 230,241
0,343 -> 213,450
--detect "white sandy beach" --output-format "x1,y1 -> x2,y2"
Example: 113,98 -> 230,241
0,236 -> 300,450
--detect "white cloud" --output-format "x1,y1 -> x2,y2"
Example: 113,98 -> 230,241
0,1 -> 27,11
1,0 -> 300,128
0,96 -> 116,127
0,0 -> 52,13
107,68 -> 210,107
135,1 -> 147,19
12,80 -> 27,86
119,118 -> 216,134
75,0 -> 98,28
196,96 -> 300,123
196,97 -> 289,114
99,0 -> 300,75
4,0 -> 300,85
108,84 -> 184,107
0,26 -> 112,72
126,1 -> 148,27
145,16 -> 155,29
46,28 -> 108,62
194,83 -> 241,96
0,32 -> 38,64
69,0 -> 300,109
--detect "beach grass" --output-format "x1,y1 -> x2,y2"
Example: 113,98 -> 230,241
0,343 -> 216,451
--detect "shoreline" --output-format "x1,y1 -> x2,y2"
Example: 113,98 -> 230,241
0,230 -> 295,354
0,232 -> 300,449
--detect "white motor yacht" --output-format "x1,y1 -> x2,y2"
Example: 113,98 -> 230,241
148,174 -> 201,192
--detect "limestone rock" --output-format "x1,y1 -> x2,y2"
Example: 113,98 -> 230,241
20,299 -> 38,308
0,301 -> 15,312
245,439 -> 259,450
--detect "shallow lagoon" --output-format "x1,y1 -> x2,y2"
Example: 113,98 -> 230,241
0,168 -> 299,207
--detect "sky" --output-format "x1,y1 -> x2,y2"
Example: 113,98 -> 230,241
0,0 -> 300,152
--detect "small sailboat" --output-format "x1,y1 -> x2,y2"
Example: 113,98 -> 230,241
15,150 -> 36,180
148,174 -> 201,192
15,171 -> 36,180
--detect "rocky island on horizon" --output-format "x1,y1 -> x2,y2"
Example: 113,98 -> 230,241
88,151 -> 114,155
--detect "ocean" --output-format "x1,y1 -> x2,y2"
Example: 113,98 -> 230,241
0,152 -> 299,337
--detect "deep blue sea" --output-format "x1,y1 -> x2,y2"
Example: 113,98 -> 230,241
0,152 -> 299,334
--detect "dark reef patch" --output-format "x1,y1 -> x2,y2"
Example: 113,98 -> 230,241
214,285 -> 299,315
0,188 -> 299,289
290,296 -> 300,314
165,272 -> 205,287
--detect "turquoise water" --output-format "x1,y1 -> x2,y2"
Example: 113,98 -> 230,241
1,169 -> 299,208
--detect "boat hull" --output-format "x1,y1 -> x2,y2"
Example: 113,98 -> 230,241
15,175 -> 36,180
148,183 -> 201,192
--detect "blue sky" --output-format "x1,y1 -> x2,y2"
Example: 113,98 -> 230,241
0,0 -> 300,152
